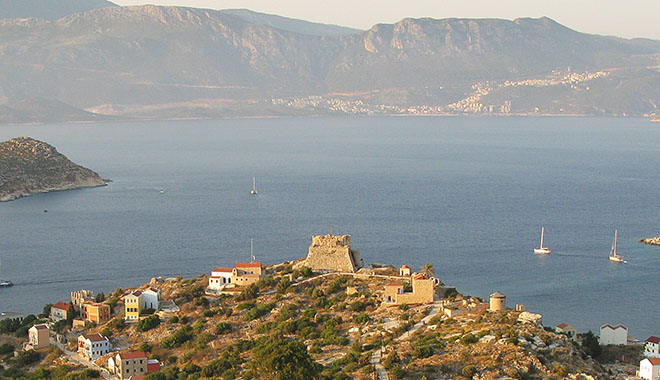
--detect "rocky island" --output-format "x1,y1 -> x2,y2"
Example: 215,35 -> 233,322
0,137 -> 107,202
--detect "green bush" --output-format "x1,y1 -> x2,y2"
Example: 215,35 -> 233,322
216,322 -> 231,335
161,325 -> 193,349
236,284 -> 259,301
137,315 -> 160,332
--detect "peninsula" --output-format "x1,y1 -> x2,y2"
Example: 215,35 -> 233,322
0,137 -> 107,202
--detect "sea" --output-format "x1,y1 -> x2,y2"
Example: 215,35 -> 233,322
1,116 -> 659,339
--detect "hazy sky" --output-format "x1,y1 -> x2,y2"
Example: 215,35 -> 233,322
111,0 -> 660,40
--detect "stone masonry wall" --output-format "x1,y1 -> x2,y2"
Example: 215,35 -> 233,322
304,234 -> 361,273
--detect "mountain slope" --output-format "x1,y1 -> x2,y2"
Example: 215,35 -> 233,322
220,9 -> 361,36
0,6 -> 658,122
0,0 -> 117,20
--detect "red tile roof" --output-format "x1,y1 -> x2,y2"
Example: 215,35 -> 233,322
236,262 -> 262,268
600,324 -> 627,330
83,333 -> 107,342
386,282 -> 403,287
647,358 -> 660,365
120,352 -> 147,360
400,265 -> 410,269
52,302 -> 70,310
32,324 -> 48,330
413,274 -> 427,280
212,268 -> 233,273
557,323 -> 569,329
647,336 -> 660,344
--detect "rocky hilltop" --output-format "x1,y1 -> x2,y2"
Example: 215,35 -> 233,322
0,137 -> 106,201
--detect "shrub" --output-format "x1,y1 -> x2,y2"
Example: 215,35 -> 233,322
460,333 -> 478,345
244,303 -> 275,321
137,315 -> 160,332
277,277 -> 292,294
462,365 -> 477,377
236,284 -> 259,301
353,313 -> 371,325
216,322 -> 231,335
139,342 -> 151,353
161,325 -> 193,348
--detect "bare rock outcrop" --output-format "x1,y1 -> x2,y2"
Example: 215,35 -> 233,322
0,137 -> 107,202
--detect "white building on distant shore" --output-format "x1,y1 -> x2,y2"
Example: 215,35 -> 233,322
600,324 -> 628,345
640,358 -> 660,380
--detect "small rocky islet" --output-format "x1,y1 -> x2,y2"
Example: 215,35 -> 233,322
0,137 -> 107,202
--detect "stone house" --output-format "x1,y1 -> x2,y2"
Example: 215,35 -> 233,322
383,274 -> 434,305
233,262 -> 262,286
70,290 -> 94,310
556,323 -> 577,339
489,292 -> 506,311
27,324 -> 49,349
78,333 -> 111,361
50,302 -> 70,322
600,324 -> 628,345
640,358 -> 660,380
645,337 -> 660,358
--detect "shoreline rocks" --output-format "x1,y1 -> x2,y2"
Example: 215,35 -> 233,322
639,237 -> 660,246
0,137 -> 107,202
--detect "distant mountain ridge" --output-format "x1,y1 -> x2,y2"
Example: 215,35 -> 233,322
220,9 -> 361,36
0,4 -> 658,123
0,0 -> 117,20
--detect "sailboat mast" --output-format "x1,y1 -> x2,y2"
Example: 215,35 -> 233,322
250,238 -> 254,263
540,227 -> 545,247
614,230 -> 618,255
253,177 -> 256,191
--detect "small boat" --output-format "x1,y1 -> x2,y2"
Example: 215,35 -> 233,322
160,189 -> 164,194
534,226 -> 551,254
0,259 -> 12,287
250,177 -> 257,195
609,229 -> 626,263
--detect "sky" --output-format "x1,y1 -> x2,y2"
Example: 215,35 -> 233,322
111,0 -> 660,40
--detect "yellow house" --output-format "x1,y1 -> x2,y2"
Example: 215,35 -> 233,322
124,291 -> 142,321
383,274 -> 435,305
232,262 -> 262,286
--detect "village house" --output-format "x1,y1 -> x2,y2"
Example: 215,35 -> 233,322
141,288 -> 160,310
70,290 -> 94,310
645,337 -> 660,358
383,274 -> 434,305
27,324 -> 49,350
81,302 -> 111,324
124,292 -> 142,321
50,302 -> 70,322
78,333 -> 111,361
600,324 -> 628,345
233,262 -> 263,285
109,352 -> 147,380
556,323 -> 577,339
208,268 -> 233,290
640,358 -> 660,380
399,265 -> 411,277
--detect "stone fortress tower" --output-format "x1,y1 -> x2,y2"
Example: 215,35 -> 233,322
303,234 -> 363,273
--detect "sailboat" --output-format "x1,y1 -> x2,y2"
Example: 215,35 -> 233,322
250,238 -> 256,262
0,259 -> 13,287
534,227 -> 551,254
609,229 -> 625,263
250,177 -> 257,195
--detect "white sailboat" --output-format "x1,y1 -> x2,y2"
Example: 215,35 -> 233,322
609,229 -> 625,263
250,177 -> 257,195
534,227 -> 551,254
250,238 -> 256,262
0,259 -> 13,287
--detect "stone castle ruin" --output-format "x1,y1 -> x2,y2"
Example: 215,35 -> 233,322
303,234 -> 363,273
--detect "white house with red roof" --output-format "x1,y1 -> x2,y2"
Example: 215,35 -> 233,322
600,324 -> 628,345
208,268 -> 233,290
556,323 -> 577,339
78,333 -> 111,361
50,302 -> 70,322
645,337 -> 660,358
640,358 -> 660,380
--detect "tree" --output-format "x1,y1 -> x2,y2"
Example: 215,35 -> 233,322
137,315 -> 160,332
421,263 -> 435,277
248,336 -> 321,380
41,304 -> 53,318
95,292 -> 105,303
581,330 -> 602,359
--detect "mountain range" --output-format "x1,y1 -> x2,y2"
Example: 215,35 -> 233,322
0,2 -> 659,123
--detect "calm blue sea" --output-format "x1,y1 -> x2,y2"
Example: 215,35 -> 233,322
0,116 -> 659,339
